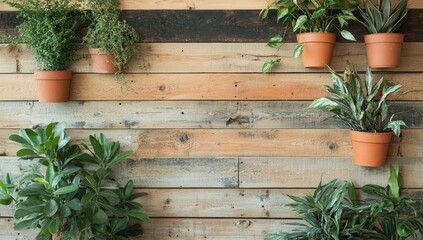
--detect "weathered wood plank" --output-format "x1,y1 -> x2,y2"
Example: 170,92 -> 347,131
0,129 -> 421,158
1,73 -> 423,101
0,0 -> 421,10
1,10 -> 422,43
2,188 -> 423,218
0,101 -> 421,129
1,43 -> 423,73
239,157 -> 423,188
0,218 -> 299,240
0,157 -> 238,188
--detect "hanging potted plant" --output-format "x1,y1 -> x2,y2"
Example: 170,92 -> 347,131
260,0 -> 358,72
309,62 -> 406,167
358,0 -> 409,68
84,0 -> 139,86
4,0 -> 85,103
0,122 -> 150,239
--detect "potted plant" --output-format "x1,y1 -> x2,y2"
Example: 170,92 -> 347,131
0,122 -> 149,239
358,0 -> 409,68
4,0 -> 85,102
260,0 -> 358,72
309,62 -> 406,167
84,0 -> 139,86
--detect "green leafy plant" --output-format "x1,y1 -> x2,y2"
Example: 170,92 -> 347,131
309,61 -> 406,136
265,179 -> 359,240
260,0 -> 358,73
0,123 -> 149,240
358,0 -> 409,34
350,165 -> 423,239
84,0 -> 139,85
266,165 -> 423,240
4,0 -> 85,70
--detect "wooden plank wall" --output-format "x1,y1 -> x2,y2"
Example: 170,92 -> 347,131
0,1 -> 423,239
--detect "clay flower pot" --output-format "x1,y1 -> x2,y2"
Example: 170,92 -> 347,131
296,32 -> 337,68
350,130 -> 393,167
34,70 -> 72,103
89,48 -> 118,73
364,33 -> 404,68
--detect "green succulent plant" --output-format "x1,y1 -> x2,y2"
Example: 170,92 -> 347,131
84,0 -> 139,85
358,0 -> 409,34
0,123 -> 149,240
4,0 -> 85,70
309,62 -> 406,136
260,0 -> 358,73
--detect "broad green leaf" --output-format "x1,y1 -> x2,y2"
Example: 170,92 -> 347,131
93,208 -> 108,224
66,199 -> 82,211
293,43 -> 304,58
89,135 -> 104,160
276,8 -> 289,22
124,180 -> 134,199
127,210 -> 150,222
312,8 -> 325,19
9,134 -> 29,145
48,217 -> 60,234
16,148 -> 38,159
85,175 -> 98,189
109,150 -> 133,166
262,58 -> 281,73
111,217 -> 129,234
44,199 -> 58,217
267,35 -> 283,48
340,30 -> 356,41
14,215 -> 41,230
18,182 -> 46,197
53,184 -> 78,195
293,15 -> 307,32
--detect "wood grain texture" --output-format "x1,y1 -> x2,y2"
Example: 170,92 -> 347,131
239,157 -> 423,188
0,101 -> 422,129
0,129 -> 421,158
0,157 -> 238,188
2,188 -> 423,218
1,10 -> 422,43
0,0 -> 421,10
0,218 -> 299,240
1,73 -> 423,101
1,43 -> 423,73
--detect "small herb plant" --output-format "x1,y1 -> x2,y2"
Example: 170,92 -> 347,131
309,62 -> 406,136
84,0 -> 139,85
260,0 -> 358,73
4,0 -> 85,70
358,0 -> 409,34
0,123 -> 149,240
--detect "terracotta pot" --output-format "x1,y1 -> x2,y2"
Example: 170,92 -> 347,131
364,33 -> 404,68
34,70 -> 72,103
89,48 -> 118,73
350,130 -> 393,167
296,32 -> 337,68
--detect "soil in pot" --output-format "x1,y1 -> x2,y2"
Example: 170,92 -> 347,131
296,32 -> 337,68
89,48 -> 118,73
350,130 -> 393,167
364,33 -> 404,68
34,70 -> 72,103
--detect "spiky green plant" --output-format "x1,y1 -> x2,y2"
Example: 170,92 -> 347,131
309,62 -> 406,136
358,0 -> 409,34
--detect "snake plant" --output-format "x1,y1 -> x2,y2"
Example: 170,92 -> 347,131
358,0 -> 409,34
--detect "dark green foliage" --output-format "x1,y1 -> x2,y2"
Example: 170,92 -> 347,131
309,62 -> 406,136
4,0 -> 85,70
260,0 -> 358,73
0,123 -> 149,239
358,0 -> 409,34
265,165 -> 423,240
84,0 -> 139,85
